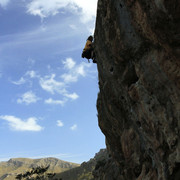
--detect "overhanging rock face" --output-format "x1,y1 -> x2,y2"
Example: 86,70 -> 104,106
94,0 -> 180,179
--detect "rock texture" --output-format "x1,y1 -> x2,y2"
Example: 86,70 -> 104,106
93,154 -> 121,180
53,149 -> 108,180
94,0 -> 180,180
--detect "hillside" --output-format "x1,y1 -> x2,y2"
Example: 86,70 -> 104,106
53,149 -> 108,180
94,0 -> 180,179
0,150 -> 108,180
0,157 -> 79,180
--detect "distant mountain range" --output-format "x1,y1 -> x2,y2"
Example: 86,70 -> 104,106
0,157 -> 79,180
0,149 -> 108,180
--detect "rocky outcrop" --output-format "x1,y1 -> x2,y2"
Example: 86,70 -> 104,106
94,0 -> 180,180
93,156 -> 121,180
54,149 -> 108,180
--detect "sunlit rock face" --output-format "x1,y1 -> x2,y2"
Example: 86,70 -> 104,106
94,0 -> 180,179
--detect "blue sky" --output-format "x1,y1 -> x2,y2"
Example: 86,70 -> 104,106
0,0 -> 105,164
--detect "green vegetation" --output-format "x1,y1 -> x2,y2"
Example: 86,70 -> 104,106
15,165 -> 54,180
77,172 -> 94,180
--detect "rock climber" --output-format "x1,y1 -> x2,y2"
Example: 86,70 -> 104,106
82,35 -> 96,63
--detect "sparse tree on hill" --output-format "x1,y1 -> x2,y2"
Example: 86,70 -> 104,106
15,165 -> 51,180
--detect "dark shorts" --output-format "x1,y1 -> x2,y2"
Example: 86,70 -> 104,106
82,49 -> 92,59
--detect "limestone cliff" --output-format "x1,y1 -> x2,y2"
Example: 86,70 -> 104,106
94,0 -> 180,179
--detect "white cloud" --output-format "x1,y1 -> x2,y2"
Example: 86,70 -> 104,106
44,98 -> 66,105
64,92 -> 79,100
39,74 -> 66,94
0,115 -> 43,131
17,91 -> 40,105
39,73 -> 79,102
61,73 -> 77,83
75,64 -> 86,76
70,124 -> 77,131
63,58 -> 76,70
57,120 -> 64,127
12,77 -> 26,85
26,0 -> 98,22
11,58 -> 92,106
0,0 -> 10,8
61,58 -> 91,83
11,70 -> 38,86
25,70 -> 39,78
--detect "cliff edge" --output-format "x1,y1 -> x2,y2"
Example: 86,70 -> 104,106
94,0 -> 180,179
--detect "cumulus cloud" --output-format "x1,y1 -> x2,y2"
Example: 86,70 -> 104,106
0,115 -> 43,131
62,58 -> 76,70
61,58 -> 91,83
39,74 -> 66,94
11,58 -> 91,106
70,124 -> 77,131
38,58 -> 92,102
26,0 -> 98,22
0,0 -> 10,8
17,91 -> 40,105
44,98 -> 66,105
39,73 -> 79,101
57,120 -> 64,127
75,64 -> 86,76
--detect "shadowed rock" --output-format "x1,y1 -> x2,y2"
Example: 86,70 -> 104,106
94,0 -> 180,179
